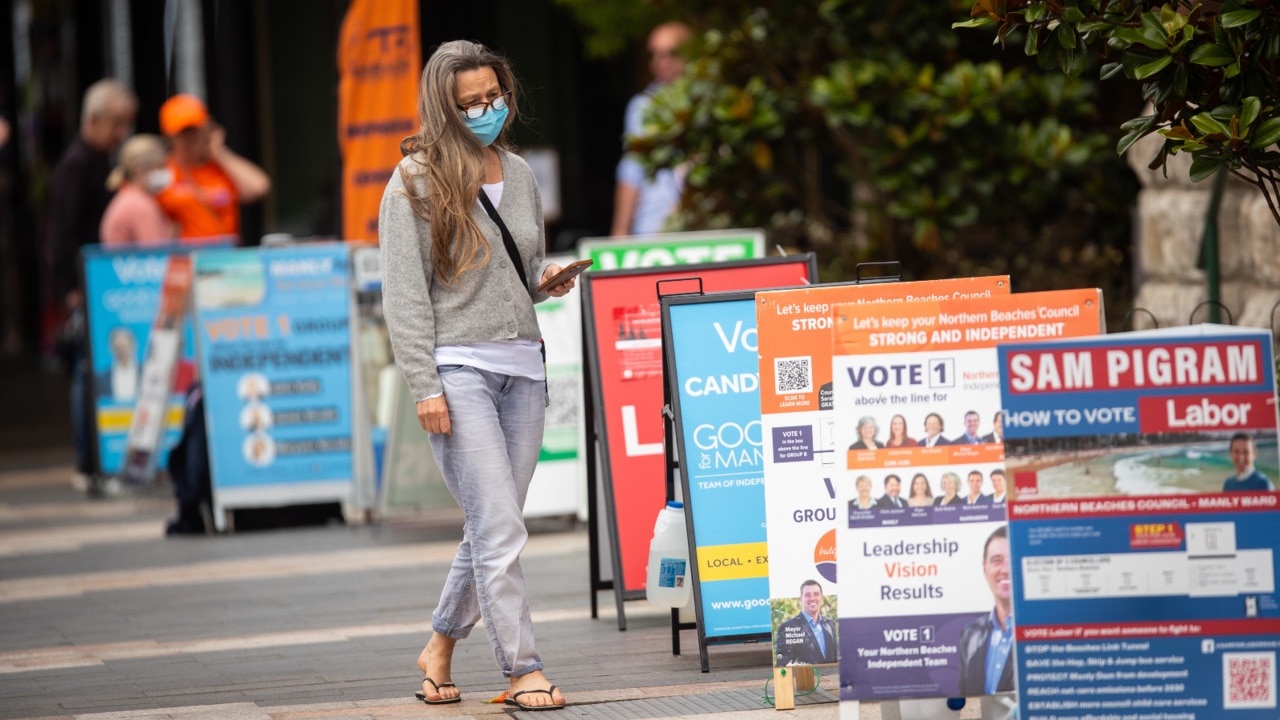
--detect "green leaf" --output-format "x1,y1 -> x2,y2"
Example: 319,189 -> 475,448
1037,32 -> 1062,70
1209,105 -> 1238,122
1078,20 -> 1110,33
1117,128 -> 1148,155
1137,12 -> 1168,49
1120,115 -> 1157,131
1057,23 -> 1077,49
1100,61 -> 1124,80
1190,112 -> 1228,136
1133,54 -> 1174,79
1172,63 -> 1188,99
1062,6 -> 1085,24
1025,25 -> 1041,56
1241,97 -> 1261,131
1121,48 -> 1165,78
1189,43 -> 1234,67
1264,32 -> 1280,61
1111,27 -> 1147,48
1024,2 -> 1046,22
952,18 -> 993,28
1251,117 -> 1280,149
1117,115 -> 1156,155
1061,44 -> 1088,77
1189,154 -> 1225,182
1219,9 -> 1261,28
1171,24 -> 1194,53
1159,4 -> 1187,35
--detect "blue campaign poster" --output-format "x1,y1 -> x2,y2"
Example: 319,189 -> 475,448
83,245 -> 202,474
998,326 -> 1280,718
193,244 -> 354,526
666,295 -> 771,639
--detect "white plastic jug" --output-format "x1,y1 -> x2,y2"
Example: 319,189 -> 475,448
646,501 -> 691,607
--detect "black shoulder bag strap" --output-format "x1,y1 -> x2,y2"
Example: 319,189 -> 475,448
477,190 -> 528,289
477,189 -> 548,399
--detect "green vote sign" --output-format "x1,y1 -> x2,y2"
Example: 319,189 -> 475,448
578,229 -> 766,270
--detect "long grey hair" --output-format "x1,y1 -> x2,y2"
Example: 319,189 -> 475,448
398,40 -> 520,284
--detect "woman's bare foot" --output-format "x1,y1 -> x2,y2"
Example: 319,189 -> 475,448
508,669 -> 565,709
415,633 -> 461,702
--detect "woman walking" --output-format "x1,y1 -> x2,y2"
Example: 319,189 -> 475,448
380,40 -> 571,711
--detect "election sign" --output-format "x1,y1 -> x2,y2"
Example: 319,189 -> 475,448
754,277 -> 1011,670
662,290 -> 775,651
999,325 -> 1280,719
193,244 -> 355,530
577,228 -> 765,271
83,245 -> 209,474
526,252 -> 589,519
118,255 -> 193,486
828,289 -> 1103,701
582,255 -> 816,617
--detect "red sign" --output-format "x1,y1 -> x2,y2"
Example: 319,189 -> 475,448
1009,492 -> 1280,519
1129,521 -> 1184,549
1138,391 -> 1277,433
1005,340 -> 1266,394
584,257 -> 816,593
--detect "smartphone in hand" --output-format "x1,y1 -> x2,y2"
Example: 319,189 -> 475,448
537,259 -> 593,292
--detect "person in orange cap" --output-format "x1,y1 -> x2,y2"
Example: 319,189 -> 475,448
155,94 -> 270,243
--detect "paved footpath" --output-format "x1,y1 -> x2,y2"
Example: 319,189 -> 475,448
0,436 -> 981,720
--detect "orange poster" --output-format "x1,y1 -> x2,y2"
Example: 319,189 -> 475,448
337,0 -> 421,242
756,277 -> 1010,416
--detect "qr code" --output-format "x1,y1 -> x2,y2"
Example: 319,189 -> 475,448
774,356 -> 812,395
1224,651 -> 1277,709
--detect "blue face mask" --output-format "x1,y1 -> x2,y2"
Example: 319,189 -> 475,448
464,105 -> 508,147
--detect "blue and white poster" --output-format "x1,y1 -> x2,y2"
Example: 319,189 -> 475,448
83,245 -> 202,474
666,294 -> 771,639
193,244 -> 354,529
999,325 -> 1280,719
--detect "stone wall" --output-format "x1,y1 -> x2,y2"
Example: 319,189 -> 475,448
1127,130 -> 1280,335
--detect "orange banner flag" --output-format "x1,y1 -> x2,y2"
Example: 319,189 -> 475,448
337,0 -> 421,242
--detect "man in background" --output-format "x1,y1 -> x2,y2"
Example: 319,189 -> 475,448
981,411 -> 1003,443
48,79 -> 137,493
958,526 -> 1014,696
1222,434 -> 1274,492
49,80 -> 137,304
775,579 -> 837,666
954,410 -> 983,445
964,470 -> 990,505
155,94 -> 270,243
875,473 -> 905,509
611,21 -> 691,236
990,469 -> 1008,504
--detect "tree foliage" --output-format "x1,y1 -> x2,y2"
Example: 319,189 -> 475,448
960,0 -> 1280,225
561,0 -> 1140,320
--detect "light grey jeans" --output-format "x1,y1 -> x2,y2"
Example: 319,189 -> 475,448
427,364 -> 545,678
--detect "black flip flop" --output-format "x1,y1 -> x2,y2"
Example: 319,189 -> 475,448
415,676 -> 461,704
505,685 -> 565,711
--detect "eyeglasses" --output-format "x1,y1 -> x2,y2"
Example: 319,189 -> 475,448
457,91 -> 510,120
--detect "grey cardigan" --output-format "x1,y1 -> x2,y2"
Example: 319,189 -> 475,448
379,150 -> 552,400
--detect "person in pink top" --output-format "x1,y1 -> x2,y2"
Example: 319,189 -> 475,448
100,134 -> 178,247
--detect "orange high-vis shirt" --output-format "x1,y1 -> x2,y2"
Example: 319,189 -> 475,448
155,159 -> 239,240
